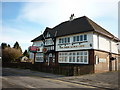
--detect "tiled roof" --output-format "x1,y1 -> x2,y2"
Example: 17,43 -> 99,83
31,35 -> 43,42
31,16 -> 119,42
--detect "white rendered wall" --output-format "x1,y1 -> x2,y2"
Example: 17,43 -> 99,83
93,34 -> 98,49
98,35 -> 110,52
33,41 -> 44,52
93,33 -> 118,54
111,41 -> 118,54
56,32 -> 93,51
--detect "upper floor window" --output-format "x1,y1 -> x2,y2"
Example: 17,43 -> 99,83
45,39 -> 54,45
59,37 -> 70,44
73,34 -> 87,42
46,32 -> 51,37
84,34 -> 87,41
33,42 -> 44,47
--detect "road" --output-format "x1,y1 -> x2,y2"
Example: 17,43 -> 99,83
2,68 -> 97,89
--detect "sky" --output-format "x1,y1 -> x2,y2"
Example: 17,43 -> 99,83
1,0 -> 119,52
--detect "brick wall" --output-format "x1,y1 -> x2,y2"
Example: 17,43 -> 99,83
94,51 -> 110,73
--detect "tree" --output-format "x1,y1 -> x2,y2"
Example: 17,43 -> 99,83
8,44 -> 11,48
2,47 -> 22,63
1,43 -> 7,49
13,41 -> 22,53
23,50 -> 29,57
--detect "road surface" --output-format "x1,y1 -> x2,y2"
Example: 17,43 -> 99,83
2,68 -> 97,89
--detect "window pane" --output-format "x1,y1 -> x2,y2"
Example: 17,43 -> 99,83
80,56 -> 83,62
80,52 -> 83,55
65,53 -> 67,55
68,37 -> 70,43
80,35 -> 83,41
62,52 -> 64,56
73,36 -> 75,42
65,57 -> 67,62
77,36 -> 79,41
84,56 -> 87,62
77,52 -> 80,55
84,35 -> 87,41
73,57 -> 75,62
73,52 -> 76,55
69,53 -> 72,55
62,38 -> 64,43
69,57 -> 72,62
84,51 -> 87,55
65,38 -> 67,43
77,56 -> 80,62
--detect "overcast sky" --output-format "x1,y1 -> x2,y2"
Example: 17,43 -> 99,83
1,0 -> 119,52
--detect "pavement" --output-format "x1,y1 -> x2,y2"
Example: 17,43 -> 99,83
2,67 -> 119,89
58,71 -> 119,89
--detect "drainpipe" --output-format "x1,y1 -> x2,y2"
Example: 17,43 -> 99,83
109,36 -> 115,71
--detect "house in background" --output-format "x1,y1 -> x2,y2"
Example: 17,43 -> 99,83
29,16 -> 119,74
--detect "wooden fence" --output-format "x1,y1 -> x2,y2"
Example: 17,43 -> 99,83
3,62 -> 94,76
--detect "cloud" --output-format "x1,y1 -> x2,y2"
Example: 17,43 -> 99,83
2,0 -> 119,51
2,26 -> 33,51
2,26 -> 32,44
17,0 -> 119,28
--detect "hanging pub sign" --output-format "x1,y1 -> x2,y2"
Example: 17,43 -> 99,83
42,48 -> 47,53
29,46 -> 39,52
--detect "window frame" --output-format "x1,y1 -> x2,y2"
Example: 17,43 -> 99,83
59,37 -> 70,44
35,53 -> 44,62
73,34 -> 88,42
58,51 -> 88,64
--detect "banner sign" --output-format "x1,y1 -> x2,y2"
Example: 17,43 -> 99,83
29,46 -> 39,52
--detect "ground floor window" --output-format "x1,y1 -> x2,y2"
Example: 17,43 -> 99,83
58,51 -> 88,64
35,53 -> 43,62
29,52 -> 34,59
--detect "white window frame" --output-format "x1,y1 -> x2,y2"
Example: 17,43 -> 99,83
45,39 -> 54,45
33,42 -> 43,47
35,53 -> 43,62
58,51 -> 88,64
73,34 -> 87,42
59,37 -> 70,44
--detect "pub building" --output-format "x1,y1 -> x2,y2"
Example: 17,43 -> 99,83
29,16 -> 119,74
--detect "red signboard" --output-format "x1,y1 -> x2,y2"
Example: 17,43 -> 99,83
29,46 -> 38,52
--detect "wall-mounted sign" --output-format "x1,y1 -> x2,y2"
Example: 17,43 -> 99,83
42,48 -> 47,53
59,45 -> 85,49
99,58 -> 106,63
29,46 -> 38,52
